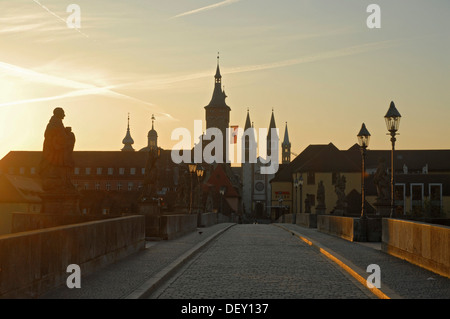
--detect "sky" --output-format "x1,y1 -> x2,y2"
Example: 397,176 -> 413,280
0,0 -> 449,161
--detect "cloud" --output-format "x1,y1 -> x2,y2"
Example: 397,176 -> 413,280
171,0 -> 242,19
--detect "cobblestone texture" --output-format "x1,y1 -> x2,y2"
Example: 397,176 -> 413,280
41,223 -> 233,299
280,223 -> 450,299
41,222 -> 450,299
154,224 -> 370,299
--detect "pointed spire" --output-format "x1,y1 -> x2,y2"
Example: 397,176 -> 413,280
244,108 -> 252,130
268,109 -> 277,131
147,113 -> 158,150
148,114 -> 157,138
282,122 -> 290,146
215,52 -> 222,80
205,53 -> 230,109
282,121 -> 291,164
121,113 -> 135,152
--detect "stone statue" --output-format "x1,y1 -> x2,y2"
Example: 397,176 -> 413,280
140,147 -> 160,202
317,180 -> 325,208
373,157 -> 390,203
335,174 -> 346,209
304,196 -> 311,214
39,107 -> 76,191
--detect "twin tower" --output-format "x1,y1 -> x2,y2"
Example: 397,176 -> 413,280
121,56 -> 292,218
122,56 -> 292,167
204,56 -> 291,166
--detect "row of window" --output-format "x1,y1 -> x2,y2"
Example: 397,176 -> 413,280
3,167 -> 37,175
73,167 -> 145,176
394,183 -> 443,215
74,181 -> 141,191
2,167 -> 147,176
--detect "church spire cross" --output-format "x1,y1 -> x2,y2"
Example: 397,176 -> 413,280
121,112 -> 135,152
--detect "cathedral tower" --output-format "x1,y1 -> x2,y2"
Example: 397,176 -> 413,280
204,55 -> 231,162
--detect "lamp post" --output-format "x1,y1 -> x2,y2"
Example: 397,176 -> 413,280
357,123 -> 371,218
219,186 -> 226,217
293,178 -> 299,224
385,101 -> 401,218
278,198 -> 283,222
188,163 -> 197,214
357,123 -> 371,242
196,165 -> 205,223
298,176 -> 304,214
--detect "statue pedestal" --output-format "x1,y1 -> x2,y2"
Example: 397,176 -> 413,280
138,202 -> 160,216
315,205 -> 326,215
374,200 -> 391,217
40,191 -> 80,215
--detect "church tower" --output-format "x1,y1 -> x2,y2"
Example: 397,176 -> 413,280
242,108 -> 255,219
266,109 -> 278,158
243,108 -> 255,163
121,113 -> 135,152
138,114 -> 159,152
204,55 -> 231,161
282,122 -> 291,164
147,114 -> 158,150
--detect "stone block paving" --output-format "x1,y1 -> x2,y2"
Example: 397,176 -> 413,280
40,223 -> 234,299
41,222 -> 450,299
280,223 -> 450,299
152,224 -> 372,299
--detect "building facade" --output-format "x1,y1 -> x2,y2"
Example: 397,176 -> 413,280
270,143 -> 450,219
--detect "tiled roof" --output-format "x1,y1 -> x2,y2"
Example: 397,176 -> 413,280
270,143 -> 355,182
271,143 -> 450,184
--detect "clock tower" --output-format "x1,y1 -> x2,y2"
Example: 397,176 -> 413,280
204,55 -> 231,162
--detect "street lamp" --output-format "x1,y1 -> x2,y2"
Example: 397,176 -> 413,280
219,186 -> 226,217
293,178 -> 300,224
188,163 -> 197,214
385,101 -> 401,218
298,176 -> 304,214
357,123 -> 371,218
196,165 -> 205,226
278,197 -> 283,221
196,166 -> 205,210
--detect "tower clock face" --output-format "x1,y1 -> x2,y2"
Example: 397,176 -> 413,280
255,182 -> 265,192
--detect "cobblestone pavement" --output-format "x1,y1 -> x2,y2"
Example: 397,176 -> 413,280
41,223 -> 234,299
151,224 -> 373,299
280,223 -> 450,299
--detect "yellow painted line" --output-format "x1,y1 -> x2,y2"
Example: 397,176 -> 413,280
319,247 -> 390,300
277,225 -> 391,300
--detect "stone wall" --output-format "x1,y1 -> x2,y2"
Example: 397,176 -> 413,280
199,212 -> 218,227
10,212 -> 114,233
317,215 -> 355,241
144,214 -> 198,240
0,215 -> 145,298
159,214 -> 198,240
296,213 -> 317,228
316,215 -> 381,242
382,218 -> 450,278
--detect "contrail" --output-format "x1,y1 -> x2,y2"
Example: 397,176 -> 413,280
0,60 -> 177,120
224,40 -> 398,75
171,0 -> 241,19
122,39 -> 398,91
32,0 -> 89,38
